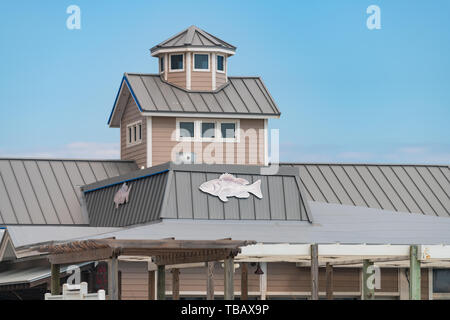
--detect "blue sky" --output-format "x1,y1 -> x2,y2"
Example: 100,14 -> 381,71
0,0 -> 449,163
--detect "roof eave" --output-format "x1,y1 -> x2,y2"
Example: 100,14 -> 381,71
150,46 -> 236,56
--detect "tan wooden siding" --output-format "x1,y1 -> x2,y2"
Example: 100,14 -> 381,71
216,71 -> 227,88
152,117 -> 265,166
421,269 -> 429,300
375,268 -> 399,293
167,52 -> 187,89
120,96 -> 147,168
267,263 -> 360,293
119,261 -> 259,299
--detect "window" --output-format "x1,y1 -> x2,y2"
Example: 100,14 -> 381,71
170,54 -> 184,71
433,269 -> 450,293
221,122 -> 236,139
176,119 -> 239,142
126,121 -> 142,146
160,57 -> 164,73
201,122 -> 215,139
194,54 -> 209,71
179,122 -> 195,138
217,55 -> 225,72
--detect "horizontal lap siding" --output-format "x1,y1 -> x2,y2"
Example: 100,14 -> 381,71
167,70 -> 186,89
152,117 -> 265,166
120,97 -> 147,168
216,72 -> 227,88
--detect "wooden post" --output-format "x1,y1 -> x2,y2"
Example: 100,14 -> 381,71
157,265 -> 166,300
224,258 -> 234,300
362,259 -> 375,300
241,262 -> 248,300
148,270 -> 156,300
108,256 -> 119,300
118,270 -> 122,300
206,262 -> 215,300
410,245 -> 421,300
50,264 -> 60,295
310,244 -> 319,300
326,262 -> 333,300
172,268 -> 180,300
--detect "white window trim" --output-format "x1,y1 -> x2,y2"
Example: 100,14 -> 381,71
126,120 -> 143,147
169,53 -> 184,72
216,54 -> 226,73
193,53 -> 210,72
175,118 -> 240,143
160,56 -> 165,74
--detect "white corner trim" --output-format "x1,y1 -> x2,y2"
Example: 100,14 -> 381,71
264,119 -> 269,166
212,52 -> 216,90
186,52 -> 191,90
147,117 -> 152,167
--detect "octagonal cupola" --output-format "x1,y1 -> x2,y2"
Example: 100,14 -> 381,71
150,26 -> 236,91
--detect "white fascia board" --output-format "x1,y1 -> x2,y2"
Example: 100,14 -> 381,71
151,47 -> 235,57
238,243 -> 412,259
140,111 -> 280,120
421,245 -> 450,260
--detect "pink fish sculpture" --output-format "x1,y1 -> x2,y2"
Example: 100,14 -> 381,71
199,173 -> 262,202
114,182 -> 132,209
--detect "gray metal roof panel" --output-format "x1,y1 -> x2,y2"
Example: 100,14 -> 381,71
150,26 -> 236,53
83,163 -> 311,226
84,201 -> 450,245
108,74 -> 280,125
0,159 -> 138,226
281,163 -> 450,217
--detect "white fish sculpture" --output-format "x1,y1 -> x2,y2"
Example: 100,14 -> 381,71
114,183 -> 132,209
199,173 -> 262,202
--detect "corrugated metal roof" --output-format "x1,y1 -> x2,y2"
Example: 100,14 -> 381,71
83,162 -> 311,227
0,262 -> 91,286
281,163 -> 450,217
108,74 -> 280,127
0,158 -> 138,225
150,25 -> 236,54
83,201 -> 450,245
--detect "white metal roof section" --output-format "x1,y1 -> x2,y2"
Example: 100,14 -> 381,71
150,25 -> 236,55
0,158 -> 138,225
82,201 -> 450,245
5,225 -> 121,249
108,74 -> 280,127
282,163 -> 450,217
0,262 -> 91,287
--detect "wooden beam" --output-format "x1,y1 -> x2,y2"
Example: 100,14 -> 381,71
108,256 -> 119,300
118,270 -> 122,300
362,259 -> 375,300
206,262 -> 215,300
326,262 -> 333,300
410,245 -> 421,300
224,258 -> 234,300
310,244 -> 319,300
49,247 -> 113,265
172,268 -> 180,300
157,265 -> 166,300
148,270 -> 155,300
241,262 -> 248,300
50,264 -> 60,295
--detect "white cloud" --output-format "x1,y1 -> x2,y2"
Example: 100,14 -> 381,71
0,142 -> 120,159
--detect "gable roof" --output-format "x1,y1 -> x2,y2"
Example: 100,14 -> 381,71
82,162 -> 312,227
0,158 -> 138,226
150,25 -> 236,55
282,163 -> 450,217
108,74 -> 281,127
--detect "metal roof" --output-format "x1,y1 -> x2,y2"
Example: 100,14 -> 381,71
0,158 -> 138,225
150,25 -> 236,54
282,163 -> 450,217
0,262 -> 91,287
81,201 -> 450,245
83,162 -> 311,227
108,74 -> 281,127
